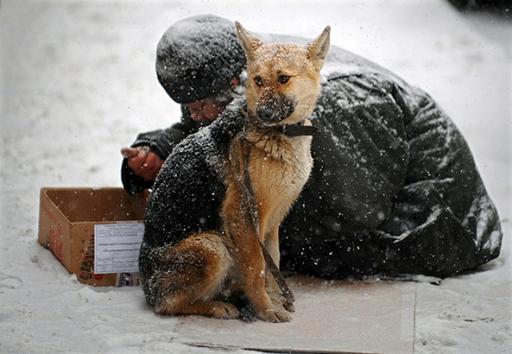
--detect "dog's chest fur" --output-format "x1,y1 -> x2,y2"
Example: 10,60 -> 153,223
245,127 -> 313,218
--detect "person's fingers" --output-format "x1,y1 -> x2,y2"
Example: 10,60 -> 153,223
139,162 -> 160,180
143,153 -> 161,170
121,147 -> 140,158
127,148 -> 148,171
140,153 -> 164,180
122,146 -> 160,180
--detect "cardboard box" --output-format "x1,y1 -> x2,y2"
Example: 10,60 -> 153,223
38,187 -> 148,286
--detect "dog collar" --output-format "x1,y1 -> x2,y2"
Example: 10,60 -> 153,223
241,105 -> 316,137
275,121 -> 317,137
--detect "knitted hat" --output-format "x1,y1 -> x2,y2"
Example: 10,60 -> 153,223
156,15 -> 246,103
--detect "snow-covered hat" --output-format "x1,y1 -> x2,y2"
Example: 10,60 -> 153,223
156,15 -> 246,104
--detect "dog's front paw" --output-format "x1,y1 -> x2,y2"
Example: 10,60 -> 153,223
256,306 -> 292,323
283,299 -> 295,313
210,301 -> 240,319
268,287 -> 295,313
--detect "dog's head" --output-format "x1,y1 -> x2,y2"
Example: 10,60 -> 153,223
235,22 -> 330,126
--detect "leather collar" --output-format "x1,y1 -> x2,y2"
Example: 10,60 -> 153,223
241,105 -> 316,137
274,120 -> 317,137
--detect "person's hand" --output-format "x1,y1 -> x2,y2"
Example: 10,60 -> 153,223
121,146 -> 164,181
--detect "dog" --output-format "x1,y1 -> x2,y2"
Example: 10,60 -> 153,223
152,22 -> 330,323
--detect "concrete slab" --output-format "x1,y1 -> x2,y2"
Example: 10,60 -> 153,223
175,277 -> 417,354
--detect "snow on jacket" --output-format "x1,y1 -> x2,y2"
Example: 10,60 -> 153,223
125,35 -> 502,302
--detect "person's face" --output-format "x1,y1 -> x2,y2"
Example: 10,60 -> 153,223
185,96 -> 226,123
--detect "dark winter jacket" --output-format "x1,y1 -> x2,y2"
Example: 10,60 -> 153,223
125,35 -> 502,289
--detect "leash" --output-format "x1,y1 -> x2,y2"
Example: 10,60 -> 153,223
238,135 -> 295,306
231,131 -> 303,307
232,108 -> 316,307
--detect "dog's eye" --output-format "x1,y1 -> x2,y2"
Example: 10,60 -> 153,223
254,76 -> 263,87
278,75 -> 290,84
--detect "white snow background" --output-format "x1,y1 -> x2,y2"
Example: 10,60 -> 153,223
0,0 -> 510,353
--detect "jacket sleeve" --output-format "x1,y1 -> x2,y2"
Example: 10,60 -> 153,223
121,107 -> 198,195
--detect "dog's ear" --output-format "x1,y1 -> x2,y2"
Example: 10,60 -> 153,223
306,26 -> 331,71
235,21 -> 263,61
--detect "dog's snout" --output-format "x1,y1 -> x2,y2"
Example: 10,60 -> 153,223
255,94 -> 296,125
257,107 -> 274,122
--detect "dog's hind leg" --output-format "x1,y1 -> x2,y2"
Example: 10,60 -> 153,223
150,232 -> 239,319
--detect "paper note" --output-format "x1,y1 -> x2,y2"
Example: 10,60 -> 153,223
94,223 -> 144,274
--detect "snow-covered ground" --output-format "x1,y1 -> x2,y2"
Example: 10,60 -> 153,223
1,0 -> 510,353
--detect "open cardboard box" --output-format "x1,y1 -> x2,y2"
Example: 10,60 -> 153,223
37,187 -> 148,286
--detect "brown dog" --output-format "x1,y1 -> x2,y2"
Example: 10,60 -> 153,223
153,22 -> 330,322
